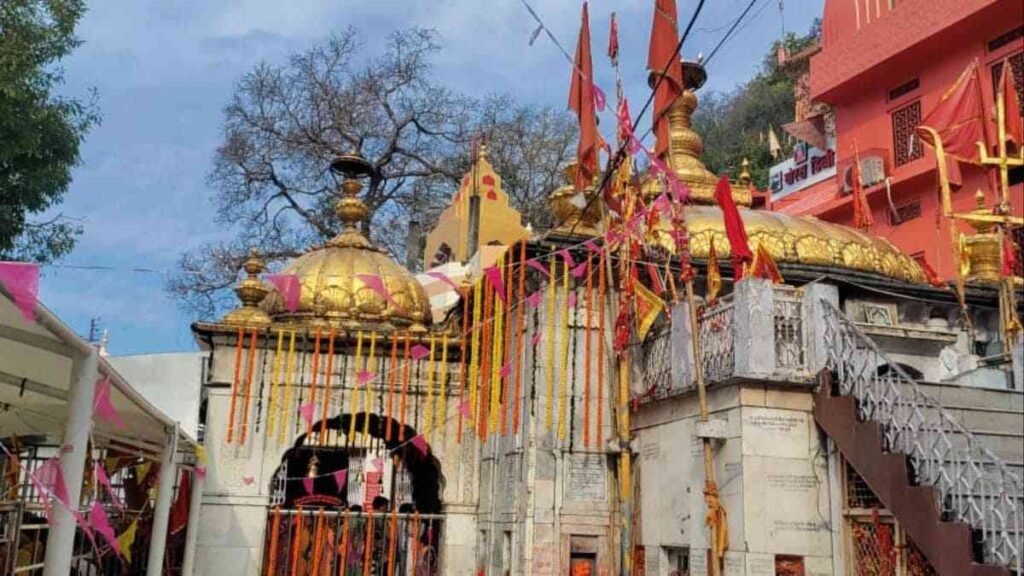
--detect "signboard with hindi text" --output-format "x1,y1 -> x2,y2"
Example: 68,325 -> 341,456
769,141 -> 836,201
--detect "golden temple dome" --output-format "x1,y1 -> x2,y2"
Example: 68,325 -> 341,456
261,152 -> 432,332
642,61 -> 925,284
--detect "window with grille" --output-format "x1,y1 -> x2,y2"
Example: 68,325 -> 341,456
889,200 -> 921,225
988,27 -> 1023,52
891,101 -> 924,167
888,78 -> 919,101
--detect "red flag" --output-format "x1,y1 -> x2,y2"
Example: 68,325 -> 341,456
919,256 -> 946,287
569,2 -> 600,191
1003,235 -> 1019,279
851,144 -> 874,230
713,176 -> 752,279
996,59 -> 1022,153
917,60 -> 986,164
169,472 -> 191,536
749,244 -> 783,284
648,0 -> 684,159
608,12 -> 620,61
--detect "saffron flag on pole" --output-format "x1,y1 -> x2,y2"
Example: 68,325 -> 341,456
996,59 -> 1022,153
850,144 -> 874,230
169,472 -> 191,536
568,2 -> 600,192
712,175 -> 753,279
648,0 -> 685,159
633,280 -> 664,342
917,60 -> 986,164
117,520 -> 138,564
607,12 -> 619,61
748,243 -> 783,284
707,238 -> 722,305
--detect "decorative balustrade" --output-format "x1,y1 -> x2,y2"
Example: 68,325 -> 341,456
699,295 -> 736,384
772,286 -> 805,372
822,299 -> 1023,573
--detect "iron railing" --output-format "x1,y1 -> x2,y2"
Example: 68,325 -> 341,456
699,295 -> 735,383
263,508 -> 444,576
822,299 -> 1023,572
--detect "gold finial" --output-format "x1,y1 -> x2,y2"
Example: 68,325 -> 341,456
328,151 -> 375,249
739,158 -> 752,186
962,190 -> 1001,283
221,248 -> 271,326
478,140 -> 489,162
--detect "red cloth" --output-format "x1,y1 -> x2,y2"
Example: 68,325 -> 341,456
918,60 -> 986,164
169,472 -> 191,536
607,11 -> 619,61
750,244 -> 783,284
713,176 -> 752,278
648,0 -> 684,159
920,256 -> 946,287
851,145 -> 874,230
1003,235 -> 1019,279
997,59 -> 1022,153
569,2 -> 599,191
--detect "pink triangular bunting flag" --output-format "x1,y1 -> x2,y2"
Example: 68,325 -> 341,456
0,262 -> 39,322
483,266 -> 506,304
526,259 -> 551,277
95,463 -> 124,511
265,274 -> 301,312
195,465 -> 207,479
371,457 -> 384,472
89,501 -> 121,556
458,400 -> 473,418
93,377 -> 125,430
302,477 -> 314,496
356,370 -> 376,386
567,292 -> 578,309
583,239 -> 601,254
410,434 -> 428,456
298,402 -> 316,426
355,274 -> 398,306
499,363 -> 511,378
333,469 -> 348,493
242,476 -> 255,486
525,291 -> 543,308
530,332 -> 543,346
571,262 -> 587,279
410,344 -> 430,361
426,271 -> 461,291
558,249 -> 575,269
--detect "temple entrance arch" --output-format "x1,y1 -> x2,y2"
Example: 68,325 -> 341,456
271,412 -> 443,512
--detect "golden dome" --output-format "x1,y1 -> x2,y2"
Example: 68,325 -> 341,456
686,206 -> 926,283
262,153 -> 432,332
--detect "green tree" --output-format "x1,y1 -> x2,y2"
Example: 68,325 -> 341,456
694,20 -> 820,189
0,0 -> 98,263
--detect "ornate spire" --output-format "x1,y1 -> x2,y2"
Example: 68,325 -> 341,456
221,249 -> 271,326
327,150 -> 376,250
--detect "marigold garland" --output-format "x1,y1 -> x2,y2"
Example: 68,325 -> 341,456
226,326 -> 244,443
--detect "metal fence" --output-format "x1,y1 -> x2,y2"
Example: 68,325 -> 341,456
263,508 -> 443,576
772,286 -> 805,372
822,299 -> 1023,573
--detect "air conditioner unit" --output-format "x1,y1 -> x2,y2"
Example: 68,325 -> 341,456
841,155 -> 886,194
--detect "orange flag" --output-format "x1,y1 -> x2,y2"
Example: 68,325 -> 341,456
851,144 -> 874,230
634,280 -> 664,342
917,60 -> 986,164
919,256 -> 946,287
569,2 -> 599,191
706,238 -> 722,304
996,59 -> 1022,153
749,243 -> 783,284
648,0 -> 684,159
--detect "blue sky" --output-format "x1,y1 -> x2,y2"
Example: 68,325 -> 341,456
40,0 -> 821,355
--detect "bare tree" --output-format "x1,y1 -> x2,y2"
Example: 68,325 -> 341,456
169,27 -> 575,319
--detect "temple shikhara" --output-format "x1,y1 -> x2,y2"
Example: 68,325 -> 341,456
0,0 -> 1021,575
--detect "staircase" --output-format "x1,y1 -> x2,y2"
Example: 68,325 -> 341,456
814,300 -> 1023,575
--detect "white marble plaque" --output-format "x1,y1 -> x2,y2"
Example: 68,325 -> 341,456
566,454 -> 607,501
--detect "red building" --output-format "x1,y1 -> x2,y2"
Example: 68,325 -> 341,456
772,0 -> 1023,280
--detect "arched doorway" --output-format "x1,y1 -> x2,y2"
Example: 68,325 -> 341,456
262,413 -> 444,575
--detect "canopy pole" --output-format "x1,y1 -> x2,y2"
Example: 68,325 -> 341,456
42,347 -> 99,576
146,423 -> 180,576
181,466 -> 205,576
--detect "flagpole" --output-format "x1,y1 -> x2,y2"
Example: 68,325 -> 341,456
683,276 -> 723,576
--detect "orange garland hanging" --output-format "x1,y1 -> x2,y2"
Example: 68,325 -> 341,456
386,497 -> 399,576
337,509 -> 350,576
385,334 -> 398,442
265,506 -> 281,576
289,507 -> 305,576
311,507 -> 326,575
362,508 -> 374,576
239,328 -> 259,445
457,286 -> 470,444
319,330 -> 337,445
500,250 -> 514,436
583,254 -> 593,448
307,328 -> 322,436
411,511 -> 422,568
477,281 -> 494,440
597,250 -> 606,446
512,240 -> 527,435
226,326 -> 244,443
